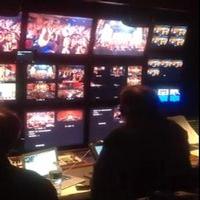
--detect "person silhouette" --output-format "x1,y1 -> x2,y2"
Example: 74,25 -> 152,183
91,85 -> 194,200
0,108 -> 58,200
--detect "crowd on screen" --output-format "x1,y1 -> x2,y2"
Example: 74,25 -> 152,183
26,14 -> 92,54
0,18 -> 21,52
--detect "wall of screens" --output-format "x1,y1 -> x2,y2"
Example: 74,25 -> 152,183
0,6 -> 194,154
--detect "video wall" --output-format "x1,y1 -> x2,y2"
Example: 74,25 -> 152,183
0,11 -> 188,153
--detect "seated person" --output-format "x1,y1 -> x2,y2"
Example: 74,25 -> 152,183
91,85 -> 196,200
0,108 -> 58,200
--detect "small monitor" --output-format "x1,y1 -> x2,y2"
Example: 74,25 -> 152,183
90,65 -> 142,101
93,19 -> 149,56
146,59 -> 183,83
25,13 -> 93,54
0,14 -> 21,52
89,106 -> 124,142
157,88 -> 181,103
23,148 -> 58,176
24,109 -> 84,151
17,51 -> 34,63
0,64 -> 16,101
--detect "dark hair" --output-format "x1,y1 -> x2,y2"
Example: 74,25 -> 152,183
0,108 -> 21,154
120,85 -> 160,119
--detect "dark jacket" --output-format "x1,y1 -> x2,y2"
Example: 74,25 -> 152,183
0,157 -> 58,200
92,118 -> 193,200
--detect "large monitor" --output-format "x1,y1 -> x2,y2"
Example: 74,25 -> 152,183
24,109 -> 84,151
25,13 -> 93,54
26,64 -> 85,101
151,25 -> 187,47
93,19 -> 149,56
89,106 -> 124,142
0,14 -> 21,52
146,59 -> 183,83
0,64 -> 16,101
90,65 -> 142,101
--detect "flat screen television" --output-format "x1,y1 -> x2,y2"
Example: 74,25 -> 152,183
151,25 -> 187,47
146,59 -> 183,83
93,19 -> 149,56
25,13 -> 93,54
90,65 -> 142,101
0,14 -> 21,52
89,106 -> 124,142
0,64 -> 16,101
26,64 -> 85,101
24,109 -> 84,151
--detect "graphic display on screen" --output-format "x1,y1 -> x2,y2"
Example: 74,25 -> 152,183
26,64 -> 84,101
25,13 -> 93,54
146,59 -> 183,83
93,19 -> 149,55
157,88 -> 181,103
25,109 -> 84,151
89,106 -> 125,142
151,25 -> 187,47
58,65 -> 84,100
90,65 -> 142,100
0,14 -> 21,52
0,64 -> 16,101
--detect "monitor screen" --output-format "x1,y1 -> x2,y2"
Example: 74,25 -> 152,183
0,14 -> 21,52
0,64 -> 16,101
24,109 -> 84,151
25,13 -> 93,54
93,19 -> 149,56
151,25 -> 187,47
23,148 -> 57,176
157,88 -> 181,103
89,106 -> 124,142
26,64 -> 85,101
146,59 -> 183,83
90,65 -> 142,101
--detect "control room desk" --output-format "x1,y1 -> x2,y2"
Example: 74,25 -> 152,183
59,165 -> 92,200
58,150 -> 199,200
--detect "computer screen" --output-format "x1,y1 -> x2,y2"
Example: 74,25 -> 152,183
25,13 -> 93,54
26,64 -> 85,101
24,109 -> 84,151
90,65 -> 142,101
157,88 -> 181,103
0,14 -> 21,52
23,148 -> 57,176
146,59 -> 183,83
93,19 -> 149,56
89,106 -> 124,142
0,64 -> 16,101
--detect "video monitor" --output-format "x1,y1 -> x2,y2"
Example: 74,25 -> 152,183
0,64 -> 16,101
25,13 -> 93,54
57,65 -> 84,100
146,59 -> 183,83
26,82 -> 56,100
90,65 -> 142,101
89,106 -> 125,142
93,19 -> 149,56
157,88 -> 181,103
24,109 -> 84,151
27,64 -> 56,80
0,14 -> 21,52
151,25 -> 187,47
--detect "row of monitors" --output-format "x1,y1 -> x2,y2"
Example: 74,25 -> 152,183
0,13 -> 187,55
23,103 -> 180,152
0,62 -> 183,101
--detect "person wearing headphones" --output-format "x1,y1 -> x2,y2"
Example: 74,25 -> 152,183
91,85 -> 195,200
0,108 -> 58,200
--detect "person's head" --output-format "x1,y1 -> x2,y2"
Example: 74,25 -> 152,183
0,108 -> 21,155
120,85 -> 160,122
